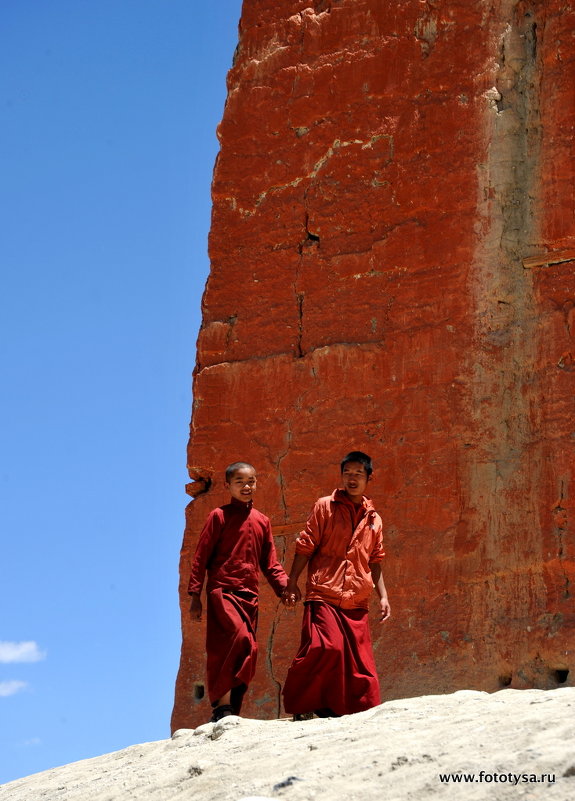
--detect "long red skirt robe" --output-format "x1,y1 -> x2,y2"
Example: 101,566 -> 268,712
282,600 -> 380,716
205,588 -> 259,712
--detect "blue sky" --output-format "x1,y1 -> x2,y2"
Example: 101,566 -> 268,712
0,0 -> 242,784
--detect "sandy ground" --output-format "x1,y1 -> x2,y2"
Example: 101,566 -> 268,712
1,688 -> 574,801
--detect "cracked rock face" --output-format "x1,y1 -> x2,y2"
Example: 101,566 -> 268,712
171,0 -> 575,732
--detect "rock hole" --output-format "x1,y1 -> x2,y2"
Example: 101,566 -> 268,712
193,682 -> 205,700
303,213 -> 320,245
523,16 -> 537,61
554,668 -> 569,684
499,674 -> 512,687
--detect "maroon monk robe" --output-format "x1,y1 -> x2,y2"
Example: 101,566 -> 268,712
189,498 -> 287,712
282,600 -> 380,717
205,588 -> 259,712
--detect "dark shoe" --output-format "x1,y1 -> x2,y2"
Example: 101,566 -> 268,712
314,707 -> 339,718
210,704 -> 235,723
292,712 -> 314,721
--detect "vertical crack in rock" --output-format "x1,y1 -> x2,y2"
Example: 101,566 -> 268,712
295,210 -> 318,359
552,479 -> 570,599
564,301 -> 573,339
296,292 -> 305,358
266,602 -> 285,718
467,1 -> 545,646
276,422 -> 292,521
250,430 -> 290,521
225,314 -> 238,349
274,534 -> 287,565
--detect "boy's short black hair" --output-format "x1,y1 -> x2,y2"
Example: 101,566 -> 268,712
340,451 -> 373,477
225,461 -> 256,483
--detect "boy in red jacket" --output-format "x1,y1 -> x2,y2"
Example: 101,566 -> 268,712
189,462 -> 287,722
282,451 -> 390,718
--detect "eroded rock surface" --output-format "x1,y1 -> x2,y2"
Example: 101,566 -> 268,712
4,690 -> 575,801
172,0 -> 574,731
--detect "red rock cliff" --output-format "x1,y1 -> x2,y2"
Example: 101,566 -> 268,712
172,0 -> 574,730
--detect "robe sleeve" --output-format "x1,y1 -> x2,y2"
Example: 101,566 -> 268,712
188,509 -> 221,595
259,518 -> 288,597
295,500 -> 324,556
368,516 -> 386,563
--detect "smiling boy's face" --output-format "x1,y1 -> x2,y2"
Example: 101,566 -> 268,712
341,461 -> 369,503
225,466 -> 257,504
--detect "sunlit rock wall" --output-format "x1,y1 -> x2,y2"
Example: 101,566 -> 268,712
172,0 -> 574,731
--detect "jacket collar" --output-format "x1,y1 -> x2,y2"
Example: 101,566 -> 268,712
331,488 -> 375,513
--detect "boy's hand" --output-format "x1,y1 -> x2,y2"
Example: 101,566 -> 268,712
190,593 -> 202,621
281,583 -> 301,608
378,597 -> 391,622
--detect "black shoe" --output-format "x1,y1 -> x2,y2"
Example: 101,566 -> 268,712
314,707 -> 339,718
210,704 -> 235,723
292,712 -> 314,721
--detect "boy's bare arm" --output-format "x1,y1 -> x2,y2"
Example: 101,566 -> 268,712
369,562 -> 391,621
282,553 -> 309,607
190,592 -> 202,621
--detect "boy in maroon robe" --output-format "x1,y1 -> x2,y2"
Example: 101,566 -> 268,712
189,462 -> 288,722
282,451 -> 391,719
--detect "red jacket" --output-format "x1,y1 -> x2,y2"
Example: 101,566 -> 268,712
188,498 -> 287,598
296,489 -> 385,609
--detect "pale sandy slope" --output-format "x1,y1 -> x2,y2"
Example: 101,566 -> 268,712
1,689 -> 574,801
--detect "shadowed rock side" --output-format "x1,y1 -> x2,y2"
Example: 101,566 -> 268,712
172,0 -> 574,731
